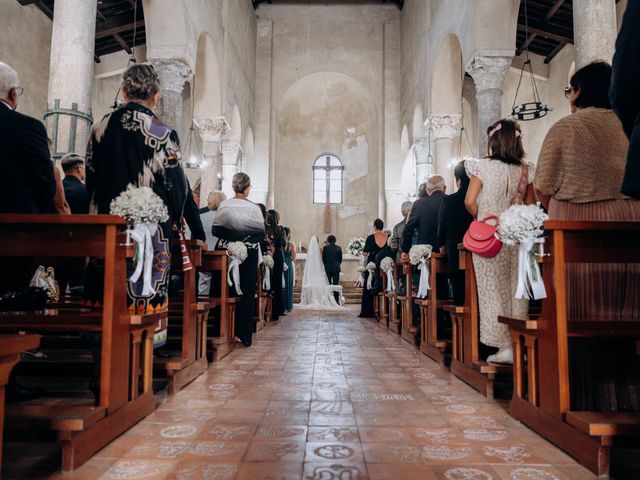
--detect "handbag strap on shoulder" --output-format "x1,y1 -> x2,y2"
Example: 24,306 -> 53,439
481,215 -> 499,224
512,164 -> 529,205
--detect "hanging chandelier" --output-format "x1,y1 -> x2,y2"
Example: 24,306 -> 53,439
511,0 -> 552,121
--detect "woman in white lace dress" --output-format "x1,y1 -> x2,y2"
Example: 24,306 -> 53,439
464,119 -> 536,364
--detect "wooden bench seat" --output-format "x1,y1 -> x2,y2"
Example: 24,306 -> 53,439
0,334 -> 40,476
0,214 -> 158,472
498,221 -> 640,478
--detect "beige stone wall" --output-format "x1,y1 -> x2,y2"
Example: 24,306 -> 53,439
0,3 -> 52,119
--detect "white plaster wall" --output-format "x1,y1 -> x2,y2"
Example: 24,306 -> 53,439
0,3 -> 52,119
256,4 -> 400,247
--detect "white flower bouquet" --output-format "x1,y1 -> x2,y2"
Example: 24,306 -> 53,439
355,265 -> 366,288
498,205 -> 549,300
262,254 -> 274,269
109,185 -> 169,296
409,244 -> 433,265
365,261 -> 376,272
380,256 -> 396,293
409,244 -> 433,298
110,184 -> 168,224
227,241 -> 248,295
347,237 -> 366,256
365,261 -> 376,291
283,263 -> 289,272
497,205 -> 549,246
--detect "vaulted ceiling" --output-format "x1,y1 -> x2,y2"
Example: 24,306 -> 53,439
16,0 -> 145,63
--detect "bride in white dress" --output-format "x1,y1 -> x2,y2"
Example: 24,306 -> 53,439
296,236 -> 346,311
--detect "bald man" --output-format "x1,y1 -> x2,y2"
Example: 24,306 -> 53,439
401,175 -> 447,262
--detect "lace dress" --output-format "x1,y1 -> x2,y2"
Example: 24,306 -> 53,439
468,159 -> 534,349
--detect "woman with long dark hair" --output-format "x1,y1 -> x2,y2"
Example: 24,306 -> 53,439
266,209 -> 286,320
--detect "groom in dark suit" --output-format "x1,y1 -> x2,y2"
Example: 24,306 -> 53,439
322,235 -> 342,303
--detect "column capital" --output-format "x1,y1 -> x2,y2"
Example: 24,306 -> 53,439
193,116 -> 229,143
465,56 -> 511,93
425,114 -> 462,140
221,139 -> 243,166
151,58 -> 193,94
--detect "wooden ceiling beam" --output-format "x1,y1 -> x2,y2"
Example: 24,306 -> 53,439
517,21 -> 572,44
545,0 -> 567,21
112,33 -> 132,54
516,33 -> 537,56
95,19 -> 145,39
544,40 -> 567,64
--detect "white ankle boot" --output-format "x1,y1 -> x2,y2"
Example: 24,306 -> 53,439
487,347 -> 513,364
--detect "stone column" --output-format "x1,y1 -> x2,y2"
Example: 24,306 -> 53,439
412,141 -> 430,190
426,114 -> 462,192
194,117 -> 228,207
151,59 -> 192,137
573,0 -> 617,69
46,0 -> 97,158
221,139 -> 242,198
466,56 -> 511,157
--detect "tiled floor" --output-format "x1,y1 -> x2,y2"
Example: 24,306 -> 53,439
27,308 -> 596,479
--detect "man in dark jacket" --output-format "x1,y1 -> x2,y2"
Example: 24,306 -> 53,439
611,0 -> 640,199
322,235 -> 342,303
0,62 -> 56,292
437,162 -> 473,305
61,154 -> 90,214
401,175 -> 447,258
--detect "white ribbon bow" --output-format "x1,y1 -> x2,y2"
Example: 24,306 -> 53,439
129,223 -> 158,296
366,269 -> 375,290
282,273 -> 286,289
385,268 -> 395,293
416,258 -> 431,299
262,266 -> 271,290
515,238 -> 547,300
228,257 -> 243,295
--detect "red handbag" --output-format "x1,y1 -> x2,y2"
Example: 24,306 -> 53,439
463,215 -> 502,258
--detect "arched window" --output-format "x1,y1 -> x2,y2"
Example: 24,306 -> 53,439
313,154 -> 344,204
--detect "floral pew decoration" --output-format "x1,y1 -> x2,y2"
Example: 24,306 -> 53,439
409,244 -> 433,299
282,262 -> 288,289
110,185 -> 168,296
227,241 -> 248,295
261,254 -> 274,290
498,204 -> 548,300
365,262 -> 377,291
380,257 -> 396,293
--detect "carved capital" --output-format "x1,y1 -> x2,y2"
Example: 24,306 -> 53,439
151,59 -> 193,94
465,56 -> 511,93
425,114 -> 462,140
221,139 -> 243,166
194,116 -> 229,143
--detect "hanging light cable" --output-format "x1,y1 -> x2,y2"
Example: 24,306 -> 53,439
511,0 -> 552,121
111,0 -> 140,110
184,74 -> 202,169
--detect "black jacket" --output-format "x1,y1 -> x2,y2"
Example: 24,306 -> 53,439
322,243 -> 343,273
62,176 -> 90,214
402,190 -> 446,252
0,102 -> 55,213
611,0 -> 640,199
437,186 -> 473,251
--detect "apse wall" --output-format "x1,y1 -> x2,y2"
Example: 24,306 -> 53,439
256,3 -> 401,248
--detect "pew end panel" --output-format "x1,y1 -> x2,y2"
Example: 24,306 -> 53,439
399,261 -> 419,346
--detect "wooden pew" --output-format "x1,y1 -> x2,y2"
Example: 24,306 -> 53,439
377,267 -> 389,329
155,240 -> 212,393
0,334 -> 40,476
199,250 -> 239,361
254,265 -> 265,332
399,262 -> 419,345
498,221 -> 640,478
415,253 -> 452,366
447,246 -> 511,398
386,262 -> 403,334
0,214 -> 158,472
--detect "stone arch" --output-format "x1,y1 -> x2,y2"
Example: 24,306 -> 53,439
411,104 -> 427,142
227,105 -> 243,142
193,32 -> 222,119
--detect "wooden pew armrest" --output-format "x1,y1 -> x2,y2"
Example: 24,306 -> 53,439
566,411 -> 640,437
6,405 -> 106,432
498,315 -> 539,332
444,305 -> 467,315
128,311 -> 168,326
194,301 -> 216,312
0,309 -> 103,331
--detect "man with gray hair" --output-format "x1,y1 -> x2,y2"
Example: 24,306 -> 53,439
389,200 -> 413,261
401,174 -> 447,260
0,62 -> 55,293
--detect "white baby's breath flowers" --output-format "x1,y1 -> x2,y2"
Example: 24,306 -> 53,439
347,237 -> 366,256
380,257 -> 395,272
366,262 -> 376,272
498,205 -> 549,246
409,244 -> 433,265
227,242 -> 248,262
109,184 -> 169,224
262,254 -> 274,269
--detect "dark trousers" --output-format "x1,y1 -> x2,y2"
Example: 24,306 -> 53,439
271,249 -> 285,321
327,271 -> 340,303
236,248 -> 258,345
